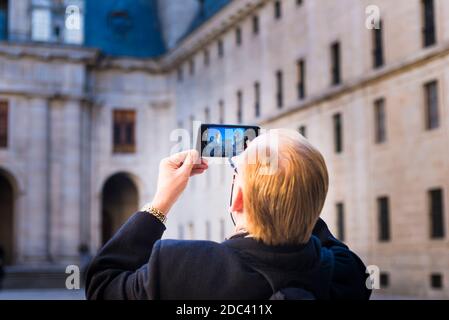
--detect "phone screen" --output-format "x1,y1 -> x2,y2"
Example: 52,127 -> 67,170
199,124 -> 260,158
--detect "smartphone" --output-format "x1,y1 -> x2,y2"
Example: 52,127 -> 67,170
198,124 -> 260,158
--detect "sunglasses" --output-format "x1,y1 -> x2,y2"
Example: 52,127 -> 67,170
228,157 -> 239,226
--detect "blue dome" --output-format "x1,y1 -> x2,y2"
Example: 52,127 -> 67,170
84,0 -> 166,58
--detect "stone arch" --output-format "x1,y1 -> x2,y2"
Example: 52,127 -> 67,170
0,167 -> 18,265
100,172 -> 140,244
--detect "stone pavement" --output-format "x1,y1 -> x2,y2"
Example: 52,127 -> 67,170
0,289 -> 421,300
0,289 -> 85,300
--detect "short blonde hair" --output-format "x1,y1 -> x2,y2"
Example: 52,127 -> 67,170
241,129 -> 329,245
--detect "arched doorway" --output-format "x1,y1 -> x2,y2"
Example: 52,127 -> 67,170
101,173 -> 139,244
0,169 -> 14,265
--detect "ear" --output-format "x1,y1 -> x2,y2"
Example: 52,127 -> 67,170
231,186 -> 244,213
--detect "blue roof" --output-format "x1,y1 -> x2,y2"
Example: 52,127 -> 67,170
184,0 -> 232,40
84,0 -> 166,58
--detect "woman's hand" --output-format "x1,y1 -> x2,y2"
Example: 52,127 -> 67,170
151,150 -> 208,214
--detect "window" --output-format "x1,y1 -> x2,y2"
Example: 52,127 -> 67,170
424,80 -> 439,130
188,222 -> 195,239
0,0 -> 8,40
218,39 -> 224,58
429,188 -> 445,239
336,202 -> 345,241
372,20 -> 384,68
218,100 -> 224,124
189,115 -> 194,135
380,273 -> 389,288
31,7 -> 51,41
374,98 -> 387,143
236,27 -> 242,46
298,125 -> 306,138
189,59 -> 195,75
204,107 -> 210,123
333,113 -> 343,153
177,66 -> 183,82
0,100 -> 8,148
377,196 -> 391,241
276,70 -> 283,109
204,49 -> 210,66
252,15 -> 259,35
331,41 -> 341,85
205,221 -> 211,240
274,0 -> 281,20
113,109 -> 136,153
220,219 -> 226,240
422,0 -> 436,47
297,59 -> 306,99
237,91 -> 243,123
431,273 -> 443,289
254,82 -> 260,118
31,0 -> 84,44
178,224 -> 184,239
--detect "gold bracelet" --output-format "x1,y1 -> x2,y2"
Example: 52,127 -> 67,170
141,203 -> 167,224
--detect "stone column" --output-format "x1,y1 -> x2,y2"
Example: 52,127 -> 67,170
22,97 -> 49,263
79,101 -> 92,251
49,98 -> 82,264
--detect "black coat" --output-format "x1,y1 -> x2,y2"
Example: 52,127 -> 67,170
85,212 -> 371,300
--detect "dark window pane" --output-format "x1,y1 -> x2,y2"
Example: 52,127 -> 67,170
276,70 -> 283,108
431,273 -> 443,289
204,107 -> 210,123
298,125 -> 306,138
378,196 -> 391,241
297,59 -> 306,99
219,100 -> 224,124
113,110 -> 136,153
429,188 -> 445,238
331,42 -> 341,85
178,224 -> 184,239
237,91 -> 242,123
189,59 -> 194,75
274,1 -> 281,19
422,0 -> 436,47
0,0 -> 8,40
125,123 -> 133,144
236,27 -> 242,46
372,20 -> 384,68
0,100 -> 8,148
380,273 -> 389,288
218,39 -> 224,58
333,113 -> 343,153
113,123 -> 121,145
424,80 -> 439,130
254,82 -> 260,118
204,49 -> 209,66
374,98 -> 387,143
252,15 -> 259,35
336,202 -> 345,241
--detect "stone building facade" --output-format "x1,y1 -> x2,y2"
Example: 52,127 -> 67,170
0,0 -> 448,298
